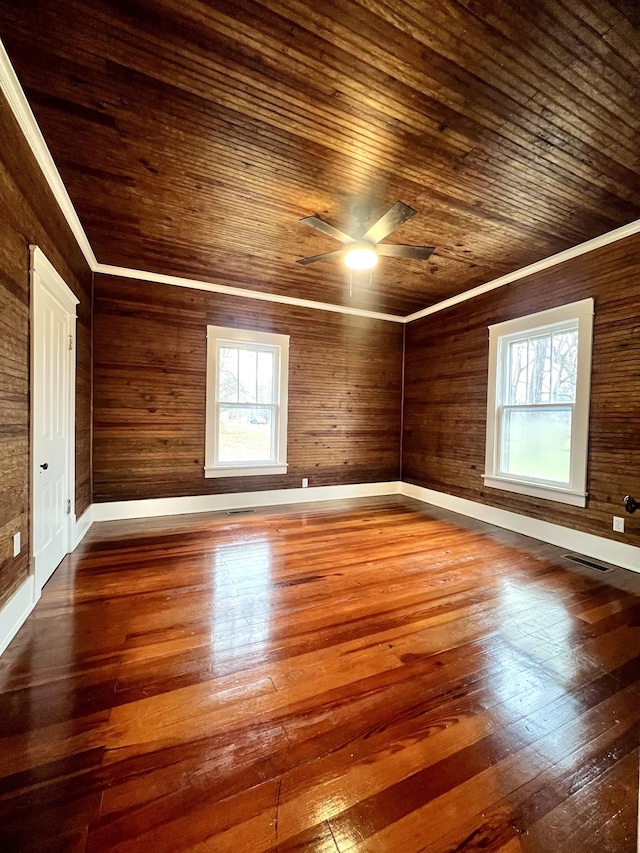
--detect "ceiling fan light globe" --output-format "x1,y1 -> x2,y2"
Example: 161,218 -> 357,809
344,246 -> 378,270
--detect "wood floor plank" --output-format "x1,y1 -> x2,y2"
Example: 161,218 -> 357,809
0,496 -> 637,852
386,688 -> 640,853
327,685 -> 638,851
515,747 -> 639,852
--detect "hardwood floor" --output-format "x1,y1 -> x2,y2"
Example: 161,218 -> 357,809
0,496 -> 638,852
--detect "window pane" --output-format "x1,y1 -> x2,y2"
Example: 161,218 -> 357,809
218,405 -> 274,462
551,330 -> 578,402
257,350 -> 274,403
501,407 -> 572,483
238,349 -> 257,403
526,335 -> 551,403
507,339 -> 529,404
218,346 -> 238,402
507,328 -> 578,407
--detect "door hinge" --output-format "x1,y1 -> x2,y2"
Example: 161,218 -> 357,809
67,499 -> 71,515
69,334 -> 73,351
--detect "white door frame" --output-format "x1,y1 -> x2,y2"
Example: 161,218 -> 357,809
30,245 -> 79,592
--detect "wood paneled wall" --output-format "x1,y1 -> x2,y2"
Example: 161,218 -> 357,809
403,233 -> 640,546
92,276 -> 403,502
0,92 -> 92,610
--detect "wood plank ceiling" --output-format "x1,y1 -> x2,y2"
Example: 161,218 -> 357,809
1,0 -> 639,316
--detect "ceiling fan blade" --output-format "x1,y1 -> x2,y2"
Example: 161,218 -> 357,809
299,216 -> 354,244
296,248 -> 346,265
362,201 -> 416,244
376,244 -> 435,260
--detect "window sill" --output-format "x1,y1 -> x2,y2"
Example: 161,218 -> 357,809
482,474 -> 587,507
204,464 -> 288,478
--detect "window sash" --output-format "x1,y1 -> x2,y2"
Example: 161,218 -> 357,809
214,402 -> 279,466
215,342 -> 280,466
496,402 -> 574,486
216,341 -> 279,406
497,322 -> 579,489
499,320 -> 578,407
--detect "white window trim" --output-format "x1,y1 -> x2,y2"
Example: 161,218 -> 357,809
483,298 -> 594,507
205,326 -> 289,478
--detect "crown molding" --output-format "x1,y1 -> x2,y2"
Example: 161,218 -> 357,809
95,214 -> 640,323
93,263 -> 404,322
0,40 -> 97,269
3,39 -> 639,326
404,218 -> 640,323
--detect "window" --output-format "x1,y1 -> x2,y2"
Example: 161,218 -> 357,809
483,298 -> 594,506
205,326 -> 289,477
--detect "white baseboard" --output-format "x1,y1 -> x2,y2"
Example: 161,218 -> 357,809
3,479 -> 638,657
401,482 -> 640,574
92,481 -> 403,522
91,480 -> 640,574
0,575 -> 40,657
72,505 -> 94,549
1,506 -> 93,658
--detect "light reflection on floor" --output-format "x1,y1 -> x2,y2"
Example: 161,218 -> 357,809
213,537 -> 273,657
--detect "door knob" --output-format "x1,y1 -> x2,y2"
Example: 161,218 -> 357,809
40,462 -> 48,470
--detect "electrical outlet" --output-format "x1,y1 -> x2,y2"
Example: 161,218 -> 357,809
612,516 -> 625,533
301,477 -> 308,488
13,532 -> 21,557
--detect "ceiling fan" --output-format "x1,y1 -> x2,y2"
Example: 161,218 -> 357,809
296,201 -> 435,277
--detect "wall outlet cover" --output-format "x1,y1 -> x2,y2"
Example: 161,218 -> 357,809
302,478 -> 309,488
13,531 -> 21,557
612,516 -> 625,533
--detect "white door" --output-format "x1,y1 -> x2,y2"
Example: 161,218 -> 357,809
31,246 -> 78,591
